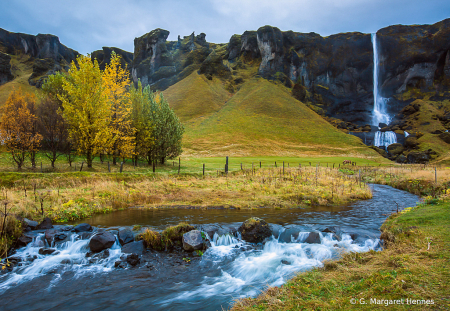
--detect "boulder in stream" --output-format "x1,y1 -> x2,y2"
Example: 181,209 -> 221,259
238,217 -> 272,243
122,240 -> 145,255
182,230 -> 204,252
45,229 -> 59,245
89,232 -> 116,253
304,232 -> 321,244
38,248 -> 56,255
118,229 -> 134,245
74,223 -> 92,232
37,217 -> 53,230
126,254 -> 140,266
17,234 -> 33,247
23,218 -> 38,230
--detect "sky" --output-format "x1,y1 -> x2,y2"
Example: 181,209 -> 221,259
1,0 -> 449,55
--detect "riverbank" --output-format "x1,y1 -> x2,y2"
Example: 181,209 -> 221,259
232,196 -> 450,310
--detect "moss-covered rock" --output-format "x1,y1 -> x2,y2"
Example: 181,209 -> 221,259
198,50 -> 231,80
387,143 -> 404,155
238,217 -> 271,243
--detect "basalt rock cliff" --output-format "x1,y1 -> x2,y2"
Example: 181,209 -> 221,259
0,28 -> 79,87
1,19 -> 450,148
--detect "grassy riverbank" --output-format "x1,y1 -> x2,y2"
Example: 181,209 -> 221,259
231,192 -> 450,310
0,165 -> 372,223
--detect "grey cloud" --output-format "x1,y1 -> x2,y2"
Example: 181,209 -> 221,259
1,0 -> 449,54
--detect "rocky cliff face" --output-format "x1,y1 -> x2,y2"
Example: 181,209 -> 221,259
131,29 -> 216,90
225,26 -> 373,124
91,47 -> 133,72
0,28 -> 79,87
377,18 -> 450,97
0,51 -> 13,85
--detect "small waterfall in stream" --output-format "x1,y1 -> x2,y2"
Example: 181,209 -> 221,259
372,33 -> 397,148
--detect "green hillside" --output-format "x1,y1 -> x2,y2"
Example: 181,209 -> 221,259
164,73 -> 378,157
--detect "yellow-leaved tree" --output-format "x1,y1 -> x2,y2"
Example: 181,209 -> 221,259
59,55 -> 113,168
0,88 -> 42,169
103,52 -> 135,164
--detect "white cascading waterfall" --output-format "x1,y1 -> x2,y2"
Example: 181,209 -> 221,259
372,33 -> 397,148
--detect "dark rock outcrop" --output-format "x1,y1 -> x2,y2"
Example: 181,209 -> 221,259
439,132 -> 450,143
407,151 -> 431,164
38,248 -> 56,255
377,19 -> 450,97
387,143 -> 404,155
0,51 -> 13,85
17,234 -> 33,247
23,218 -> 38,230
0,28 -> 79,87
89,232 -> 116,253
74,223 -> 92,233
126,254 -> 140,266
91,46 -> 133,71
131,28 -> 173,86
304,232 -> 321,244
118,229 -> 134,246
238,217 -> 272,243
182,230 -> 204,251
121,240 -> 145,255
37,217 -> 53,230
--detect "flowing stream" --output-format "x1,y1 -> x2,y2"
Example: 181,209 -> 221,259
0,184 -> 419,310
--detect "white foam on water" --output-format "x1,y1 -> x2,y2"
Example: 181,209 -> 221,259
0,233 -> 122,291
165,231 -> 380,304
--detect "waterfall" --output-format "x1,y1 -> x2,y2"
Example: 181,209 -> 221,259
372,33 -> 397,148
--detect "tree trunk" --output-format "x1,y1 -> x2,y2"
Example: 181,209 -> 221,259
160,157 -> 165,165
87,149 -> 93,168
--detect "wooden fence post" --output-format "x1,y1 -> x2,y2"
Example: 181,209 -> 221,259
178,157 -> 180,174
203,164 -> 205,176
120,162 -> 124,173
108,161 -> 111,173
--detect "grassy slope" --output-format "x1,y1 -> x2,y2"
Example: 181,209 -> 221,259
233,200 -> 450,310
164,73 -> 379,158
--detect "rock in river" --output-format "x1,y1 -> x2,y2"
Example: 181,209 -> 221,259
74,223 -> 92,232
121,240 -> 145,255
238,217 -> 271,243
37,217 -> 53,230
118,229 -> 134,246
182,230 -> 204,252
304,232 -> 321,244
89,232 -> 116,253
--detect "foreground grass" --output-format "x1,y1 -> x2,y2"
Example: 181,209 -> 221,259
232,197 -> 450,310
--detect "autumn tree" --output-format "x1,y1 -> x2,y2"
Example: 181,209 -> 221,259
59,55 -> 113,168
103,52 -> 135,164
36,96 -> 69,168
0,88 -> 42,169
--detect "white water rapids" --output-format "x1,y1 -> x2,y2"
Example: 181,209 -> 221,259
1,229 -> 379,298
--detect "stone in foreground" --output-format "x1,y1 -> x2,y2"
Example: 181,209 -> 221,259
89,232 -> 116,253
118,229 -> 134,245
238,217 -> 271,243
74,223 -> 92,232
182,230 -> 204,252
121,240 -> 145,255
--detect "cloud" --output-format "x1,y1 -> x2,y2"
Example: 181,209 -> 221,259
1,0 -> 449,54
